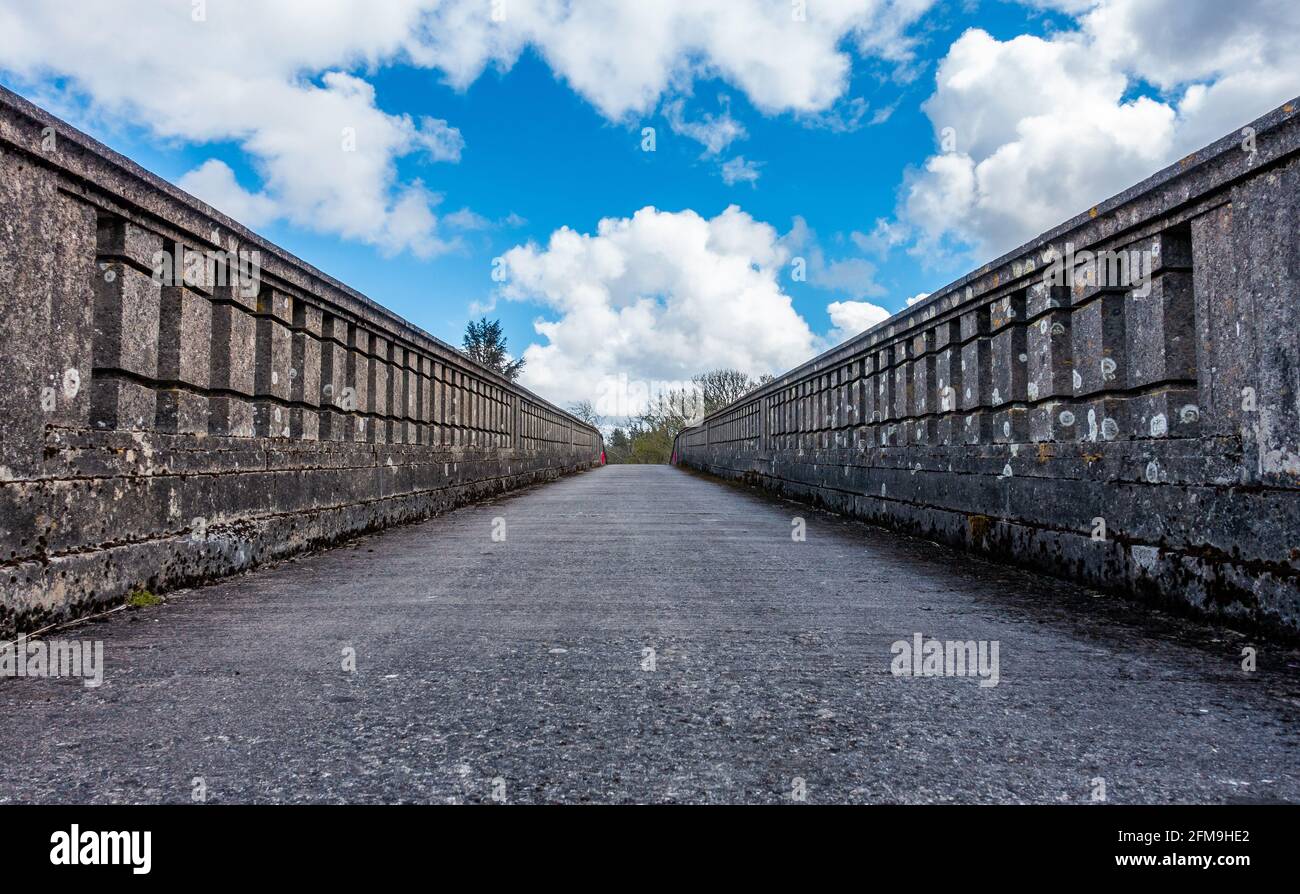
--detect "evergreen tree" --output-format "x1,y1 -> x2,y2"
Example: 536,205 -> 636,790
462,317 -> 525,380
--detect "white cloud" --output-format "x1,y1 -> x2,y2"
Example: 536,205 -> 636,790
379,180 -> 457,259
663,96 -> 747,156
412,115 -> 466,162
411,0 -> 938,120
1080,0 -> 1300,151
0,2 -> 465,257
905,291 -> 930,306
801,96 -> 869,132
0,1 -> 938,258
851,218 -> 910,257
1020,0 -> 1099,12
178,159 -> 278,228
1080,0 -> 1295,89
814,258 -> 885,299
898,0 -> 1300,261
798,95 -> 900,132
720,156 -> 763,186
827,300 -> 891,343
497,206 -> 817,411
783,216 -> 885,299
467,296 -> 497,317
870,102 -> 899,125
903,27 -> 1175,259
442,208 -> 529,233
442,208 -> 493,231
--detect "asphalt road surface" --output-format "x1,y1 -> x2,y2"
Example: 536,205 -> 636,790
2,465 -> 1297,803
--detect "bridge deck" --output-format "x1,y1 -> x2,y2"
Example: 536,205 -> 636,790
2,465 -> 1297,803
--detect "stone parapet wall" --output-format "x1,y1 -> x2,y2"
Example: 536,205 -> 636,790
676,98 -> 1300,634
0,87 -> 601,635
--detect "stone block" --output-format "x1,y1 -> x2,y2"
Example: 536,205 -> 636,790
291,331 -> 321,409
959,304 -> 990,343
254,316 -> 292,401
1074,396 -> 1130,443
1026,281 -> 1072,319
1070,292 -> 1125,397
290,407 -> 320,441
253,400 -> 292,439
961,411 -> 994,445
989,290 -> 1025,333
90,377 -> 155,431
1124,388 -> 1202,440
1126,271 -> 1196,388
1028,401 -> 1082,443
259,287 -> 294,326
371,358 -> 390,417
1027,310 -> 1072,402
179,246 -> 219,299
348,329 -> 372,412
959,337 -> 992,410
319,341 -> 348,410
96,216 -> 164,271
990,323 -> 1028,406
209,303 -> 256,396
155,389 -> 208,435
294,301 -> 323,337
911,350 -> 937,417
208,395 -> 255,436
992,406 -> 1029,443
92,263 -> 160,378
318,408 -> 346,442
158,286 -> 211,388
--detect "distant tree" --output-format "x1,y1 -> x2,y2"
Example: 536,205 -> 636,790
605,368 -> 780,465
692,368 -> 774,415
568,399 -> 605,429
628,425 -> 674,463
639,386 -> 701,437
605,426 -> 633,463
462,317 -> 524,380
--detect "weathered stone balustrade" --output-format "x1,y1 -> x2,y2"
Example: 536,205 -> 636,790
0,87 -> 601,635
677,97 -> 1300,633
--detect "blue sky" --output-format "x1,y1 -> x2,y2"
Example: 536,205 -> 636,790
1,0 -> 1295,410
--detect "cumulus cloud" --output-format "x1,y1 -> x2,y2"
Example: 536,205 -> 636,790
896,0 -> 1300,262
178,159 -> 278,228
496,206 -> 818,411
903,27 -> 1176,259
0,1 -> 938,257
826,288 -> 928,344
827,300 -> 892,344
411,0 -> 938,120
0,1 -> 465,257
